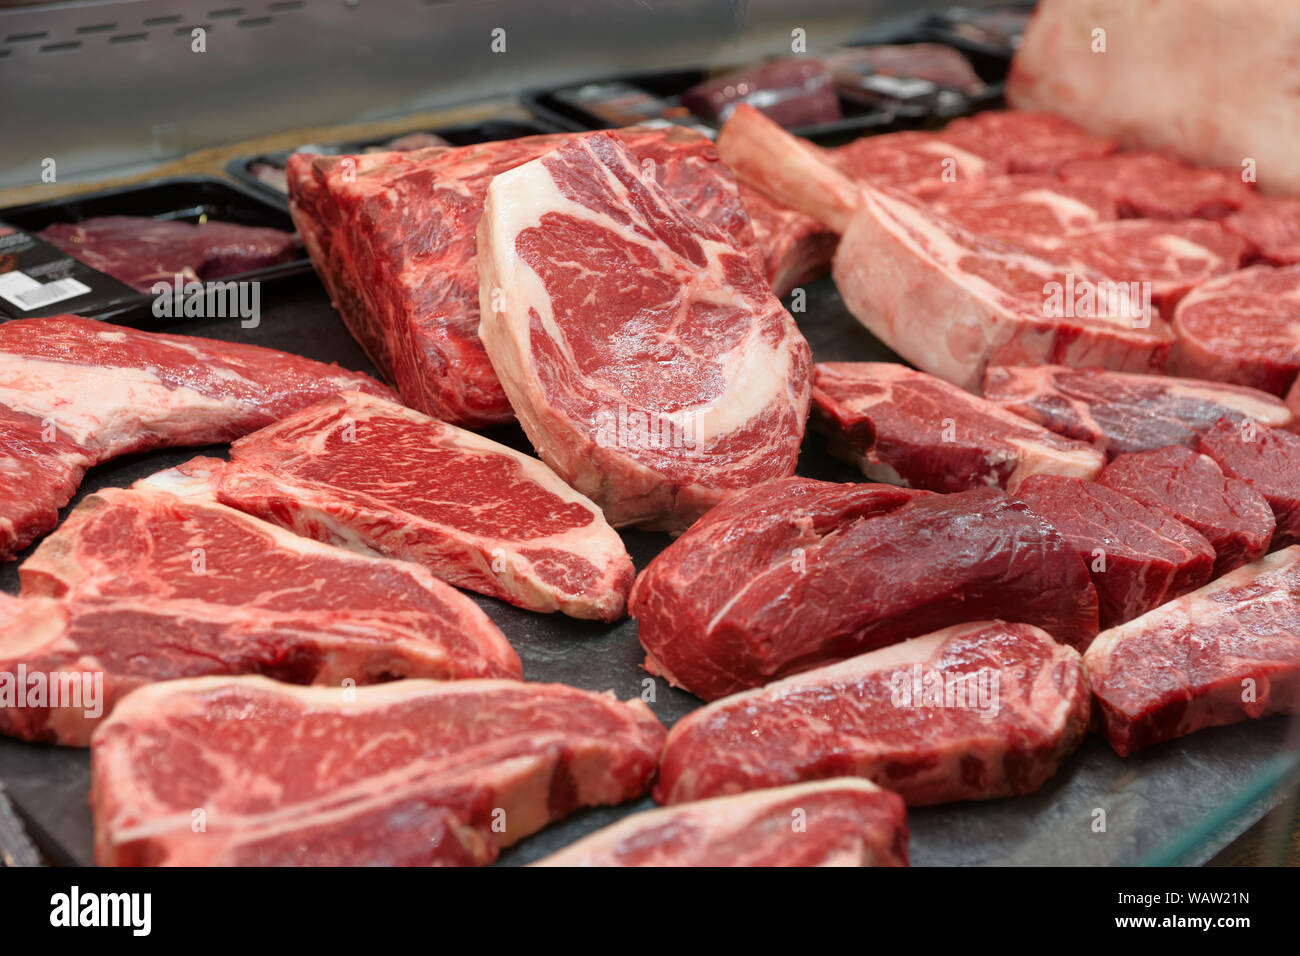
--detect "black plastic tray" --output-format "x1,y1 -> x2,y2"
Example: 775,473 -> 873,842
0,176 -> 311,326
225,118 -> 560,206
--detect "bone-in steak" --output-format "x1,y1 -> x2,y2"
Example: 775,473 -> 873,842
1084,546 -> 1300,756
1100,446 -> 1275,577
90,675 -> 666,865
216,390 -> 634,620
0,315 -> 392,561
631,478 -> 1098,701
1,464 -> 518,746
533,779 -> 908,867
655,620 -> 1090,806
477,131 -> 811,531
1057,151 -> 1254,220
939,110 -> 1118,174
812,362 -> 1104,492
738,182 -> 837,297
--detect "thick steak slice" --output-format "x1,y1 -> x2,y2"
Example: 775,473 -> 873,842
739,183 -> 837,297
812,362 -> 1103,492
1084,547 -> 1300,756
655,620 -> 1090,806
2,472 -> 519,747
1014,474 -> 1215,629
1057,152 -> 1254,220
217,391 -> 633,620
1223,197 -> 1300,266
1198,418 -> 1300,548
833,186 -> 1173,392
939,110 -> 1117,174
913,174 -> 1119,239
1100,447 -> 1275,577
1170,265 -> 1300,396
533,779 -> 908,867
1030,219 -> 1252,312
287,126 -> 757,428
0,315 -> 392,561
478,132 -> 811,531
827,130 -> 996,193
981,364 -> 1293,458
90,676 -> 665,866
631,478 -> 1098,701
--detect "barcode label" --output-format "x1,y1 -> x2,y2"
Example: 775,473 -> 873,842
0,271 -> 91,311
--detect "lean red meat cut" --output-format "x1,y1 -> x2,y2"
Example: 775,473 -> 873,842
216,390 -> 634,620
1100,447 -> 1275,578
533,779 -> 908,867
631,478 -> 1099,701
1057,152 -> 1254,220
477,131 -> 811,531
287,126 -> 758,428
739,183 -> 837,297
1197,418 -> 1300,548
827,130 -> 996,194
1013,474 -> 1215,629
655,620 -> 1090,806
1171,265 -> 1300,396
912,174 -> 1118,240
1084,546 -> 1300,756
0,315 -> 392,562
939,110 -> 1117,174
90,675 -> 666,865
833,186 -> 1174,391
981,365 -> 1293,458
812,362 -> 1103,492
0,465 -> 518,747
1224,198 -> 1300,266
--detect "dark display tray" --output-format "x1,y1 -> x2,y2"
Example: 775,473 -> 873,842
224,118 -> 560,206
0,176 -> 310,325
0,273 -> 1296,867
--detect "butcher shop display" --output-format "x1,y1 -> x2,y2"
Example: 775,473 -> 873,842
4,0 -> 1300,882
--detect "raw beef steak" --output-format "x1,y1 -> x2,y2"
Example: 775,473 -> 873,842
981,364 -> 1293,458
0,315 -> 392,561
912,174 -> 1119,240
90,675 -> 666,865
1100,447 -> 1275,577
217,391 -> 634,620
716,104 -> 867,232
834,186 -> 1174,391
827,130 -> 997,194
1013,474 -> 1215,629
1057,151 -> 1254,220
37,216 -> 299,293
1198,418 -> 1300,548
1084,546 -> 1300,756
631,478 -> 1098,701
287,126 -> 758,428
533,779 -> 908,867
1170,265 -> 1300,395
1,469 -> 518,747
655,620 -> 1090,806
812,362 -> 1103,492
477,131 -> 811,531
1008,0 -> 1300,195
939,110 -> 1117,174
1224,197 -> 1300,265
739,183 -> 837,297
1030,219 -> 1252,312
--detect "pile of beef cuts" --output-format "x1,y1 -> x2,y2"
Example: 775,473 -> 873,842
3,66 -> 1300,868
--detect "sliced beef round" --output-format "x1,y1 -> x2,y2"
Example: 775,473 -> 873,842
1014,474 -> 1215,629
939,110 -> 1118,174
477,131 -> 811,531
1085,547 -> 1300,756
826,130 -> 997,194
217,391 -> 634,621
913,173 -> 1119,240
1171,264 -> 1300,396
1198,417 -> 1300,548
630,477 -> 1099,701
1100,446 -> 1275,577
90,675 -> 666,865
534,779 -> 908,867
655,620 -> 1090,806
981,364 -> 1293,458
812,362 -> 1103,492
1223,197 -> 1300,266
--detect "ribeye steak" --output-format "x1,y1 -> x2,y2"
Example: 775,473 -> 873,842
939,110 -> 1117,174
